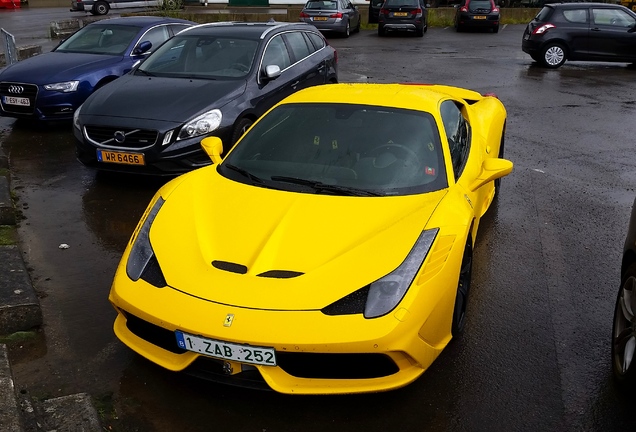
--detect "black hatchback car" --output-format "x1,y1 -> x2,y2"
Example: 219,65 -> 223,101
522,2 -> 636,68
74,22 -> 338,175
454,0 -> 500,33
377,0 -> 429,37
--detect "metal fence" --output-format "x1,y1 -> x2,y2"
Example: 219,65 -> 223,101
1,28 -> 17,66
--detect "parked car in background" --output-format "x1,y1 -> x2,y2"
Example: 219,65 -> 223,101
454,0 -> 500,33
522,2 -> 636,68
0,16 -> 193,122
70,0 -> 178,16
74,22 -> 338,176
378,0 -> 429,37
612,197 -> 636,388
299,0 -> 361,38
107,83 -> 512,394
369,0 -> 384,23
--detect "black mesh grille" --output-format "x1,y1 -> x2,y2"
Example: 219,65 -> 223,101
0,82 -> 38,115
85,125 -> 158,148
184,357 -> 270,390
124,312 -> 186,354
277,352 -> 399,379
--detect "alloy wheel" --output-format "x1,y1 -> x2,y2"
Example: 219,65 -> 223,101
614,275 -> 636,378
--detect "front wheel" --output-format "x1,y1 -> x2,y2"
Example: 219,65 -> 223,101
612,262 -> 636,389
451,240 -> 473,337
541,43 -> 567,68
231,118 -> 253,146
494,124 -> 505,199
91,0 -> 109,15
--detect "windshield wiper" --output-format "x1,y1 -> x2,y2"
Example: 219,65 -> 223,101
224,163 -> 264,184
270,176 -> 381,197
136,69 -> 155,77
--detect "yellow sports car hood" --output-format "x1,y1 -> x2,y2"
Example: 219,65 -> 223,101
149,168 -> 447,310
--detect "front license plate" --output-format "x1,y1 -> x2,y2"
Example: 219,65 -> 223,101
473,15 -> 487,19
97,149 -> 145,166
175,330 -> 277,366
313,16 -> 328,21
393,12 -> 408,16
3,96 -> 30,106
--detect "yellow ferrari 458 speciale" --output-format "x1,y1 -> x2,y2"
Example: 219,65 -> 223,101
109,83 -> 513,394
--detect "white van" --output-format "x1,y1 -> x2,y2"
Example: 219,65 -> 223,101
70,0 -> 179,16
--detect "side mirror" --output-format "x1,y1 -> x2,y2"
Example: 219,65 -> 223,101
468,158 -> 513,192
262,64 -> 282,81
133,41 -> 152,56
201,136 -> 224,164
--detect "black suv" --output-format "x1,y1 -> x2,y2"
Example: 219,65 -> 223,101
74,22 -> 338,175
377,0 -> 429,37
522,2 -> 636,68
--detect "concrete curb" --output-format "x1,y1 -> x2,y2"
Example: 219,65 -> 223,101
0,344 -> 22,432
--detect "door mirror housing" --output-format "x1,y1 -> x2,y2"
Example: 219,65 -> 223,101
133,41 -> 152,56
469,158 -> 513,192
262,64 -> 282,81
201,136 -> 224,164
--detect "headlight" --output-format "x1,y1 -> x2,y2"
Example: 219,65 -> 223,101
364,228 -> 438,318
43,81 -> 79,92
126,197 -> 165,281
178,109 -> 222,140
73,104 -> 82,130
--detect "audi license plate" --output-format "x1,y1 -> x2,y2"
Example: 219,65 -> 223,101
313,16 -> 328,21
3,96 -> 29,106
393,12 -> 408,16
175,330 -> 277,366
97,149 -> 145,166
474,15 -> 487,19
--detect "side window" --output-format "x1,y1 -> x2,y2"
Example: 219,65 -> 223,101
440,100 -> 471,180
306,32 -> 325,50
262,35 -> 292,71
301,32 -> 317,54
168,24 -> 190,35
138,26 -> 171,53
283,31 -> 312,63
592,8 -> 636,27
562,9 -> 587,24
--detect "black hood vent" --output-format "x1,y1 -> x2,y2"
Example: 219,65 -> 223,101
212,260 -> 248,274
257,270 -> 303,279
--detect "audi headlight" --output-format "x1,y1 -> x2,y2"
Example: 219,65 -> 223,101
126,197 -> 165,281
364,228 -> 438,318
178,109 -> 222,140
44,81 -> 79,92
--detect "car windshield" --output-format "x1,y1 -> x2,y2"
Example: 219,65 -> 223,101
384,0 -> 418,6
221,103 -> 448,196
305,0 -> 338,9
136,34 -> 259,79
55,24 -> 140,55
469,0 -> 492,10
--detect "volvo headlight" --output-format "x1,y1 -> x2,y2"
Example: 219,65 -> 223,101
73,104 -> 82,130
364,228 -> 438,318
178,109 -> 222,140
44,81 -> 79,92
126,197 -> 165,281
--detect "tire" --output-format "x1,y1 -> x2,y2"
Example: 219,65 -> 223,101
378,25 -> 386,37
91,0 -> 109,15
231,118 -> 253,146
612,262 -> 636,389
494,124 -> 505,198
355,17 -> 361,33
493,25 -> 499,33
451,240 -> 473,337
416,28 -> 424,37
423,21 -> 428,33
541,43 -> 567,69
343,21 -> 350,38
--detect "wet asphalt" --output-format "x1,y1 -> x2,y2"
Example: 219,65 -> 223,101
1,7 -> 636,432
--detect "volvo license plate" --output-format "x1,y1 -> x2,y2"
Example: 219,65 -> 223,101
97,149 -> 145,166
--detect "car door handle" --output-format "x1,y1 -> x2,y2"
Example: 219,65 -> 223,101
591,27 -> 601,31
291,81 -> 300,87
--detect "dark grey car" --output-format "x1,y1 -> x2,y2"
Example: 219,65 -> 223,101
299,0 -> 361,38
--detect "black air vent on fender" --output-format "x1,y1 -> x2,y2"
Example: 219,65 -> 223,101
212,260 -> 247,274
257,270 -> 304,279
